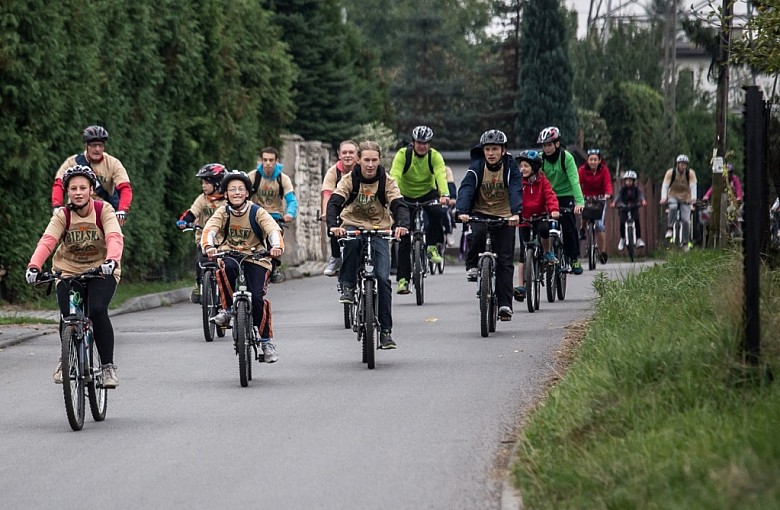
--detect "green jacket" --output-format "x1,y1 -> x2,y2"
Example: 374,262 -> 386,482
389,147 -> 449,199
542,149 -> 584,206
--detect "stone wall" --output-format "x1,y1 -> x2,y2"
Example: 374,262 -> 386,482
278,135 -> 332,267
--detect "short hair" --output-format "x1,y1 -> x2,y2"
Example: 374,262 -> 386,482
259,147 -> 280,160
358,140 -> 382,157
339,140 -> 358,152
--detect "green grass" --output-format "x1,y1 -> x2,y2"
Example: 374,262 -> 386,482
513,249 -> 780,509
0,316 -> 58,325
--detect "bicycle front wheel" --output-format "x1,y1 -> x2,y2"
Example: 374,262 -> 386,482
413,239 -> 424,306
201,270 -> 217,342
87,331 -> 107,422
363,279 -> 376,369
626,224 -> 636,262
587,224 -> 597,270
524,248 -> 536,314
479,258 -> 493,337
61,325 -> 85,431
235,301 -> 251,387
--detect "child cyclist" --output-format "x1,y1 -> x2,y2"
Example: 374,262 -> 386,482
611,170 -> 647,250
176,163 -> 227,303
201,170 -> 284,363
513,150 -> 560,302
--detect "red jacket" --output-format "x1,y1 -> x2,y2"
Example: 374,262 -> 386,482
578,162 -> 613,197
522,173 -> 559,221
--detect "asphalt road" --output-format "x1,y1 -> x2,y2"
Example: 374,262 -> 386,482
0,258 -> 652,510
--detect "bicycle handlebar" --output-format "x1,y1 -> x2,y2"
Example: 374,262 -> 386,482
402,199 -> 440,209
466,216 -> 508,226
212,249 -> 271,261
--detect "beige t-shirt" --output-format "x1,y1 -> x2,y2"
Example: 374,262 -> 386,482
663,168 -> 698,201
189,194 -> 226,244
44,202 -> 123,280
472,165 -> 511,217
202,205 -> 283,270
248,170 -> 294,216
56,152 -> 130,197
332,172 -> 403,230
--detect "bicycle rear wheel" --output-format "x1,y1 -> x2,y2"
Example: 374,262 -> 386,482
363,279 -> 376,369
479,258 -> 492,337
524,248 -> 536,313
533,257 -> 541,311
201,270 -> 217,342
61,325 -> 85,431
87,331 -> 107,422
413,239 -> 424,306
546,261 -> 556,303
555,241 -> 568,301
235,301 -> 251,387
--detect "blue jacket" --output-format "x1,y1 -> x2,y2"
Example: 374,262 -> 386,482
455,145 -> 522,216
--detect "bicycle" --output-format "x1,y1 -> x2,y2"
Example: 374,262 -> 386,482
183,223 -> 225,342
213,250 -> 271,387
582,195 -> 607,270
666,199 -> 691,250
547,213 -> 569,302
616,204 -> 640,262
466,217 -> 507,337
338,228 -> 395,369
36,269 -> 108,431
521,215 -> 550,313
402,199 -> 440,306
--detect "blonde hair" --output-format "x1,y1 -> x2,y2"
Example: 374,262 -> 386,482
339,140 -> 359,151
358,140 -> 382,157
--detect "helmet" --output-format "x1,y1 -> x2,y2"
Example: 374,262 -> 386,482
219,170 -> 252,194
82,125 -> 109,143
517,149 -> 542,173
479,129 -> 508,147
411,125 -> 434,143
195,163 -> 227,187
537,126 -> 561,144
676,154 -> 689,164
62,165 -> 98,190
622,170 -> 638,180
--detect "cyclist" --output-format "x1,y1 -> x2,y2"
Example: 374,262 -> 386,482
661,154 -> 698,250
455,129 -> 522,321
538,126 -> 585,274
176,163 -> 227,303
202,170 -> 284,363
442,165 -> 458,247
390,125 -> 450,295
611,170 -> 647,250
321,140 -> 359,276
51,125 -> 133,227
702,163 -> 743,203
513,150 -> 559,302
248,147 -> 298,283
326,141 -> 410,349
577,148 -> 613,264
27,165 -> 124,387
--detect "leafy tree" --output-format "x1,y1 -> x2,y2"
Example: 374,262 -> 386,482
729,0 -> 780,74
514,0 -> 577,147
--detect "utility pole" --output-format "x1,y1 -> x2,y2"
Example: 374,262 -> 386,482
708,0 -> 732,248
662,0 -> 677,146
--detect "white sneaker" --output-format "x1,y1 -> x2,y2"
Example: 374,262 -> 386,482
323,257 -> 341,276
618,238 -> 625,251
101,364 -> 119,388
466,267 -> 479,282
210,310 -> 231,327
665,229 -> 673,239
53,359 -> 63,384
261,341 -> 278,363
636,238 -> 646,248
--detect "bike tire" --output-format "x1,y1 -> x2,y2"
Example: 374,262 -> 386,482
413,240 -> 424,306
533,257 -> 541,311
546,264 -> 556,303
587,224 -> 596,270
235,301 -> 250,387
201,270 -> 217,342
61,325 -> 85,431
479,258 -> 492,337
87,331 -> 107,422
524,248 -> 536,313
626,224 -> 635,262
363,279 -> 376,369
343,302 -> 352,329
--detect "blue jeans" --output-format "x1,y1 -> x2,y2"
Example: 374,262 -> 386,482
339,234 -> 393,332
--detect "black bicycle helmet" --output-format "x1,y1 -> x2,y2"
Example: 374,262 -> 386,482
479,129 -> 508,147
536,126 -> 561,144
62,165 -> 98,190
411,125 -> 434,143
196,163 -> 227,187
517,149 -> 543,173
82,125 -> 109,143
219,170 -> 253,194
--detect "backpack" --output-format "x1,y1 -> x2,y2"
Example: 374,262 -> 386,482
402,145 -> 434,175
669,168 -> 690,185
251,171 -> 284,198
62,200 -> 105,238
220,204 -> 265,245
74,154 -> 120,209
343,168 -> 388,208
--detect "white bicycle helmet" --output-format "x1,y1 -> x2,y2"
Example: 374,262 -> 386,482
622,170 -> 637,180
411,125 -> 434,143
676,154 -> 689,164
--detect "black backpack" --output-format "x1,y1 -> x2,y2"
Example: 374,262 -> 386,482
251,171 -> 284,198
343,168 -> 388,208
402,145 -> 434,175
74,154 -> 120,209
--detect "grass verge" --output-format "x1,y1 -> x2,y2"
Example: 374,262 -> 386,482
512,249 -> 780,509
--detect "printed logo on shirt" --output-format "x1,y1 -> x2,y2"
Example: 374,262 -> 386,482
481,177 -> 506,201
227,225 -> 250,246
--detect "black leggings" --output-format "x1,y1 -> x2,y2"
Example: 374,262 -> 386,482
57,276 -> 118,364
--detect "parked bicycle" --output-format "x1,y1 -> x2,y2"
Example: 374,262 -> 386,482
213,250 -> 271,387
403,198 -> 440,305
36,269 -> 108,431
183,223 -> 224,342
547,214 -> 569,302
338,228 -> 396,369
465,217 -> 507,337
582,195 -> 607,270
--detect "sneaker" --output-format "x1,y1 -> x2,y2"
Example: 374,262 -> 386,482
270,267 -> 284,284
544,251 -> 558,264
618,238 -> 625,251
339,287 -> 355,304
665,229 -> 673,239
260,340 -> 278,363
323,257 -> 341,276
379,330 -> 396,349
498,306 -> 513,321
53,358 -> 63,384
210,310 -> 231,327
190,286 -> 201,304
397,278 -> 410,295
101,364 -> 119,388
466,267 -> 479,282
636,238 -> 646,248
513,286 -> 526,302
427,245 -> 443,264
599,252 -> 608,264
571,259 -> 583,275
